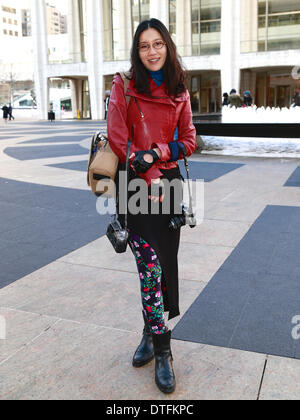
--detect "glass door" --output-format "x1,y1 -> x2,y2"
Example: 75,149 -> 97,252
200,88 -> 209,113
276,86 -> 291,108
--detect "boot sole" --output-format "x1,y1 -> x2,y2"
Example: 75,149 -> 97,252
155,378 -> 176,394
132,354 -> 154,368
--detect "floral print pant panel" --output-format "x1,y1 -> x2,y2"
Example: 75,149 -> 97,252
129,232 -> 167,335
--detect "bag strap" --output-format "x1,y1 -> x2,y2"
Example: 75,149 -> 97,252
120,72 -> 130,109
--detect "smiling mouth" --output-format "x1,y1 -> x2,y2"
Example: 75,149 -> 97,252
149,58 -> 160,63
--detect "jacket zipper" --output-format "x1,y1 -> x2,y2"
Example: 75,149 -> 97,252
134,97 -> 144,119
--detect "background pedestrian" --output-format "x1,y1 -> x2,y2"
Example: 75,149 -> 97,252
2,104 -> 9,123
228,89 -> 243,108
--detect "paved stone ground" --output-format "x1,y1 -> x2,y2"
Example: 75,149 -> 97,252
1,119 -> 300,400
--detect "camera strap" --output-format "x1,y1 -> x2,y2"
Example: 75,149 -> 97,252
114,127 -> 133,231
177,143 -> 194,217
124,135 -> 132,231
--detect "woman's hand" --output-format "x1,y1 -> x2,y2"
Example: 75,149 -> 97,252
149,178 -> 165,203
130,148 -> 162,174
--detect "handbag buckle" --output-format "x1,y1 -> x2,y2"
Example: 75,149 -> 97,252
94,132 -> 108,147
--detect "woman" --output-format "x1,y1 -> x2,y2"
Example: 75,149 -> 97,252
2,104 -> 9,123
107,18 -> 196,394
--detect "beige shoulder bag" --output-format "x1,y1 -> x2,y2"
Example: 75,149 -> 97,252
87,73 -> 130,197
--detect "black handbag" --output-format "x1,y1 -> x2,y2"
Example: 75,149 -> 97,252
106,218 -> 129,254
106,131 -> 132,254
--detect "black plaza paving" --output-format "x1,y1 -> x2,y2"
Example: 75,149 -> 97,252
20,135 -> 90,144
173,205 -> 300,359
1,129 -> 98,136
4,144 -> 88,160
178,160 -> 244,182
0,177 -> 110,289
48,160 -> 89,172
285,166 -> 300,187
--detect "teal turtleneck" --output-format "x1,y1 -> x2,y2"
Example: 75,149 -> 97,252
148,69 -> 164,87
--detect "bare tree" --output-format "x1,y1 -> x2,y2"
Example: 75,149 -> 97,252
0,64 -> 17,104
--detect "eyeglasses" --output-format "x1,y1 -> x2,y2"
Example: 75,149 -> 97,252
138,40 -> 166,53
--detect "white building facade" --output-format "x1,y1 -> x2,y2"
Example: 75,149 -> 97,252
31,0 -> 300,120
0,0 -> 34,104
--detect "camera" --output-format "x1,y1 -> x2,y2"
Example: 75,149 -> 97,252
106,219 -> 129,253
169,204 -> 197,231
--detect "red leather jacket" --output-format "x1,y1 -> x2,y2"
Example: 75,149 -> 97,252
107,73 -> 196,185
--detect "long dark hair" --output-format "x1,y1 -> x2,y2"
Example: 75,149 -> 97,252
129,18 -> 187,98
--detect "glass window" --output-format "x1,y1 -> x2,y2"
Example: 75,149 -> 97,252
257,0 -> 300,52
200,0 -> 221,20
103,0 -> 134,61
140,0 -> 150,21
103,0 -> 113,61
131,0 -> 140,34
78,0 -> 87,62
191,0 -> 221,56
169,0 -> 176,42
131,0 -> 150,36
268,0 -> 300,14
46,1 -> 74,64
258,1 -> 266,15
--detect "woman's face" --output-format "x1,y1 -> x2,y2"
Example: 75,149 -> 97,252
138,28 -> 167,72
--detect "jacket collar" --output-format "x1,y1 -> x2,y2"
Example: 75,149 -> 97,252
126,77 -> 188,106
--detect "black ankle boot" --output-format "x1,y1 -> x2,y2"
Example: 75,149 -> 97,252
152,330 -> 176,394
132,312 -> 154,367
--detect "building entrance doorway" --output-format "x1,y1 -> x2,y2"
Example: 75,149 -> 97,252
254,68 -> 297,108
68,78 -> 91,119
82,80 -> 91,119
200,87 -> 220,113
269,86 -> 292,108
189,71 -> 221,115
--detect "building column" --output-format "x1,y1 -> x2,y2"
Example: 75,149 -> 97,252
68,0 -> 83,63
220,0 -> 241,94
112,0 -> 131,60
176,0 -> 191,57
31,0 -> 49,120
240,0 -> 258,53
70,79 -> 78,119
150,0 -> 169,27
86,0 -> 104,120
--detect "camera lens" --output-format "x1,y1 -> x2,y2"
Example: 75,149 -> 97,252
168,219 -> 177,230
169,215 -> 186,231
